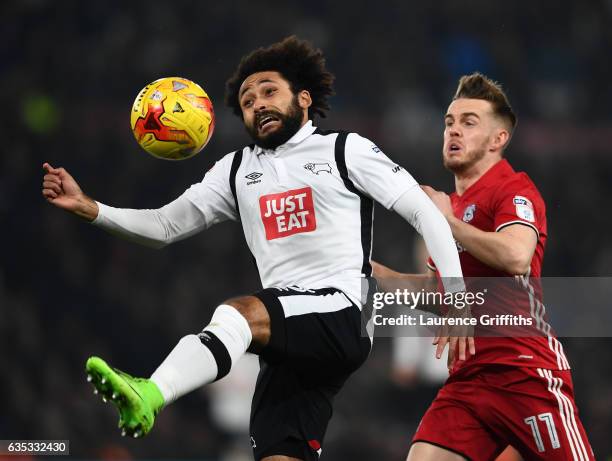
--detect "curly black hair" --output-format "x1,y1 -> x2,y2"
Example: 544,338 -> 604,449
225,36 -> 335,119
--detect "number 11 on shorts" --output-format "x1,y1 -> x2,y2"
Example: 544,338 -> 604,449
524,412 -> 561,452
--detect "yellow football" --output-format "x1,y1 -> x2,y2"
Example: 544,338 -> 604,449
130,77 -> 214,160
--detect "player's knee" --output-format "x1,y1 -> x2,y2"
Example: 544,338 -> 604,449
223,296 -> 271,347
224,296 -> 259,322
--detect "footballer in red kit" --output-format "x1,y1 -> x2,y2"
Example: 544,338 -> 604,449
425,158 -> 568,372
374,73 -> 594,461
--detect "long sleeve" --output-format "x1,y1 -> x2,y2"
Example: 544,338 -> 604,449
93,195 -> 208,248
342,132 -> 464,292
393,185 -> 465,293
92,150 -> 240,248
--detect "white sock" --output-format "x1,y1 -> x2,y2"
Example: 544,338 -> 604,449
150,334 -> 215,405
150,304 -> 252,405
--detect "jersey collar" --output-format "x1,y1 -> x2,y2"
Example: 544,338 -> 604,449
455,158 -> 515,199
254,120 -> 316,155
286,120 -> 316,145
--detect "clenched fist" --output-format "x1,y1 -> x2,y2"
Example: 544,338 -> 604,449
42,163 -> 98,221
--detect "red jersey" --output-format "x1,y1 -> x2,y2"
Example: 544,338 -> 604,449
428,159 -> 570,372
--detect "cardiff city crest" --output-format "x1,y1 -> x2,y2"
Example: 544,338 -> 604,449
462,204 -> 476,222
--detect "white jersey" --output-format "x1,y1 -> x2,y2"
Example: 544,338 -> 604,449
183,121 -> 418,305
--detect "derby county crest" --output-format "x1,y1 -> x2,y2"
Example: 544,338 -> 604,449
462,204 -> 476,222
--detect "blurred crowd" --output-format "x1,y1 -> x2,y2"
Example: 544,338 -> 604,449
2,0 -> 611,459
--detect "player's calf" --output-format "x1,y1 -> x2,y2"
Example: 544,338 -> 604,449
151,302 -> 254,405
86,298 -> 265,438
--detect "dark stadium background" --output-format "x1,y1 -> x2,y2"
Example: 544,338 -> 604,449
2,1 -> 611,459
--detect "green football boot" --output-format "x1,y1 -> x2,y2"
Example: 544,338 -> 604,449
85,356 -> 165,438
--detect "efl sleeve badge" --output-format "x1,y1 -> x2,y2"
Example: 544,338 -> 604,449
513,196 -> 535,222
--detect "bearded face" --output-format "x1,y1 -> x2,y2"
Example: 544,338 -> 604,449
245,94 -> 303,150
239,71 -> 308,151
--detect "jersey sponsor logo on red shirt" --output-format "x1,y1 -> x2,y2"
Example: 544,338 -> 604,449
259,187 -> 317,240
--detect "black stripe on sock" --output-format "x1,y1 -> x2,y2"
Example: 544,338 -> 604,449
198,331 -> 232,381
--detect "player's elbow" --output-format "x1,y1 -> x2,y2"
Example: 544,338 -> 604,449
143,238 -> 169,249
139,231 -> 172,249
157,240 -> 171,249
503,249 -> 532,275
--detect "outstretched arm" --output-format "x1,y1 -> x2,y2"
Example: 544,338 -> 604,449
338,133 -> 472,365
42,162 -> 208,248
371,261 -> 441,316
391,187 -> 474,364
370,260 -> 437,294
92,198 -> 207,248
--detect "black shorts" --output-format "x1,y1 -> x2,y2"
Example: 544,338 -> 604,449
250,286 -> 372,460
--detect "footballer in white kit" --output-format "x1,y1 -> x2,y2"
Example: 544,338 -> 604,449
42,36 -> 465,461
184,121 -> 422,307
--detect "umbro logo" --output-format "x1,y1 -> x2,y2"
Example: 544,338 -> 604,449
245,172 -> 263,185
245,172 -> 262,180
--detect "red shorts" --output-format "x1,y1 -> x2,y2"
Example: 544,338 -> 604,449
412,366 -> 594,461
